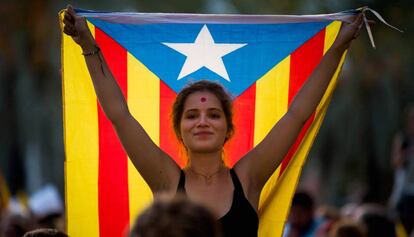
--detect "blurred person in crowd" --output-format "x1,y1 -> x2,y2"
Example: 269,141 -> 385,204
0,171 -> 10,214
395,200 -> 414,237
314,205 -> 341,237
390,103 -> 414,235
360,212 -> 396,237
340,203 -> 360,220
130,195 -> 222,237
28,185 -> 65,232
329,219 -> 366,237
354,203 -> 396,237
22,228 -> 68,237
282,191 -> 323,237
32,213 -> 65,234
0,171 -> 10,227
0,213 -> 33,237
1,197 -> 33,237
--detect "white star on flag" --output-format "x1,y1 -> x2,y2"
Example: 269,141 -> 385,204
163,25 -> 247,81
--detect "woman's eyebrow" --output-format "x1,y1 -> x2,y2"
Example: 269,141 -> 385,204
207,108 -> 224,112
183,108 -> 199,113
184,107 -> 223,113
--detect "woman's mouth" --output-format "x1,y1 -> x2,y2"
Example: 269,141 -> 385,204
194,131 -> 213,136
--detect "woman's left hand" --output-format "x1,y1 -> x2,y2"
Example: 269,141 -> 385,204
333,13 -> 365,50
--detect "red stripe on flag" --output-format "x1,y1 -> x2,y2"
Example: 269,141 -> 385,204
96,28 -> 130,237
159,81 -> 184,167
225,83 -> 256,167
279,29 -> 326,176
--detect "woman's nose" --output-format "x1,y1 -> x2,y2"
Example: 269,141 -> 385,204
197,114 -> 209,127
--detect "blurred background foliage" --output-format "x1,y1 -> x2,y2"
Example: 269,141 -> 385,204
0,0 -> 412,207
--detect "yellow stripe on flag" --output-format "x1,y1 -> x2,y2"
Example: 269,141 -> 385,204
63,21 -> 100,237
317,21 -> 343,113
255,56 -> 290,237
261,22 -> 345,237
254,56 -> 290,145
258,22 -> 343,237
127,53 -> 157,227
324,21 -> 342,54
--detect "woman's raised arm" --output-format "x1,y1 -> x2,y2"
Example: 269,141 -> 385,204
63,6 -> 180,193
235,14 -> 364,197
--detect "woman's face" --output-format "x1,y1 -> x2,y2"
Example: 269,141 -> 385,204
180,91 -> 228,154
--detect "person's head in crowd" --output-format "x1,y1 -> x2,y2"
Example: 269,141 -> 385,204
288,191 -> 316,232
329,219 -> 366,237
315,205 -> 340,237
360,212 -> 396,237
359,212 -> 396,237
34,213 -> 65,233
397,194 -> 414,236
28,185 -> 65,232
352,203 -> 396,237
130,195 -> 221,237
0,213 -> 33,237
22,228 -> 68,237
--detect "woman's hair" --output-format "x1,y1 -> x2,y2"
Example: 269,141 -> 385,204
171,80 -> 234,144
131,195 -> 222,237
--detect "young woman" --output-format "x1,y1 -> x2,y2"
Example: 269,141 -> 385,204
63,6 -> 363,237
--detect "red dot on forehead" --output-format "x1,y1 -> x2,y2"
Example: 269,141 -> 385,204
200,97 -> 207,102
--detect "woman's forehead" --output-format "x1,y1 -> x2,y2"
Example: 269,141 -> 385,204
184,91 -> 222,109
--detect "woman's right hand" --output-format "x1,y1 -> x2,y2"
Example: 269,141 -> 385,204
63,5 -> 96,51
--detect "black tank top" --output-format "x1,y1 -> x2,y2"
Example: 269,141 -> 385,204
177,169 -> 259,237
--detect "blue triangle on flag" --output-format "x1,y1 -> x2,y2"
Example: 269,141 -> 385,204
88,18 -> 330,97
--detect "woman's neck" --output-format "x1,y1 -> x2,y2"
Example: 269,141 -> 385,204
186,150 -> 225,175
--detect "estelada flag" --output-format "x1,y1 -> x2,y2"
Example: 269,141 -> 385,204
60,9 -> 355,237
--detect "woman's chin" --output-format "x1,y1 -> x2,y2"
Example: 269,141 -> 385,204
189,144 -> 222,154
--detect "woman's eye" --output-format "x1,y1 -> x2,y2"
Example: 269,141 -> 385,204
185,114 -> 197,119
210,113 -> 221,119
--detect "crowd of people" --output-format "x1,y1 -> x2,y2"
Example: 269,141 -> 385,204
0,185 -> 66,237
1,187 -> 413,237
282,191 -> 413,237
280,104 -> 414,237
